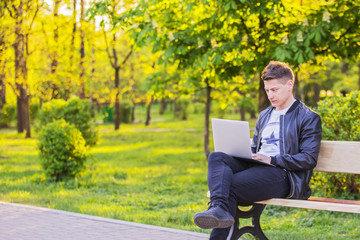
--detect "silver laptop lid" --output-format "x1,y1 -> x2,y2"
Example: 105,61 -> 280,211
212,118 -> 252,159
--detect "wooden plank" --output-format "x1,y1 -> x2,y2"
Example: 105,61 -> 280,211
314,141 -> 360,174
257,198 -> 360,214
309,197 -> 360,205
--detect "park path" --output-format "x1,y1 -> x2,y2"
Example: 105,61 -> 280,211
0,201 -> 209,240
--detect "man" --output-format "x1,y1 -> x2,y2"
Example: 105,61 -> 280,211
193,61 -> 322,239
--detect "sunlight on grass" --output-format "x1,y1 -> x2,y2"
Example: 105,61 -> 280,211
90,142 -> 152,154
5,191 -> 31,202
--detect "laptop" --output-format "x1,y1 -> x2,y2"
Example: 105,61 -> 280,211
211,118 -> 273,166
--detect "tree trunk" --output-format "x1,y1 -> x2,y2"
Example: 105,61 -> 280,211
114,67 -> 120,130
145,97 -> 153,126
91,35 -> 95,86
51,0 -> 60,99
16,94 -> 23,133
65,0 -> 77,100
258,77 -> 269,112
341,60 -> 348,74
0,58 -> 5,110
240,106 -> 245,121
0,75 -> 5,110
159,98 -> 167,115
79,0 -> 85,99
130,61 -> 136,122
249,109 -> 256,119
14,1 -> 31,137
313,83 -> 320,107
131,105 -> 135,123
204,80 -> 212,159
22,87 -> 31,138
0,28 -> 6,110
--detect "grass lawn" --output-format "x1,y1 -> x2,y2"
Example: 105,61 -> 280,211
0,109 -> 359,239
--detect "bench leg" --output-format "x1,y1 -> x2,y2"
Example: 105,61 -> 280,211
229,203 -> 268,240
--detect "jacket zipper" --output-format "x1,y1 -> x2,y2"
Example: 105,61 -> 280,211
281,114 -> 295,199
256,110 -> 272,152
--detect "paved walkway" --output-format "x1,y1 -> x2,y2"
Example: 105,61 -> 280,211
0,201 -> 209,240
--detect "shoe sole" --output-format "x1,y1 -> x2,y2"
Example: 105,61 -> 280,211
217,219 -> 234,228
193,215 -> 218,229
193,215 -> 234,229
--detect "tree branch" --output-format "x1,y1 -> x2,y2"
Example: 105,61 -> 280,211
103,30 -> 116,68
121,47 -> 133,66
240,16 -> 259,51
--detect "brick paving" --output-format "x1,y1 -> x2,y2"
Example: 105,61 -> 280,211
0,201 -> 209,240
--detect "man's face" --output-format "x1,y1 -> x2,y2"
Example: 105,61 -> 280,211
264,79 -> 294,110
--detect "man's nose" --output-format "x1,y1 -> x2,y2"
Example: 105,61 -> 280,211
267,92 -> 274,99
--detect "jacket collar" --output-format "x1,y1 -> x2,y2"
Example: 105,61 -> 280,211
267,98 -> 300,115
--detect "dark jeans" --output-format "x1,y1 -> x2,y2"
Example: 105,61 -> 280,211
207,152 -> 290,240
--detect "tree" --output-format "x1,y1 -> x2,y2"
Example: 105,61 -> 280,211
65,0 -> 77,100
79,0 -> 86,98
90,0 -> 134,130
5,0 -> 41,138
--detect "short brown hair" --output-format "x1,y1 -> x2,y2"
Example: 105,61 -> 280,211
261,61 -> 294,83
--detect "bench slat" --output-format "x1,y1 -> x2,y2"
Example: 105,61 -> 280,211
314,141 -> 360,174
309,196 -> 360,205
257,198 -> 360,214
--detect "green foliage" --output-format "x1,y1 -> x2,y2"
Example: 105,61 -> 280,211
102,105 -> 114,123
120,99 -> 134,123
37,119 -> 88,181
30,101 -> 40,121
317,91 -> 360,141
38,98 -> 98,146
0,104 -> 16,128
312,91 -> 360,198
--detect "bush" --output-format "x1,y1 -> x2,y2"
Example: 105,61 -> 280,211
102,105 -> 114,123
174,97 -> 191,120
312,91 -> 360,198
193,102 -> 205,114
37,119 -> 88,181
120,99 -> 134,123
0,104 -> 16,128
38,98 -> 98,146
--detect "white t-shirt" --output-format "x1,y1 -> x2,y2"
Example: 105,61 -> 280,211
257,104 -> 293,157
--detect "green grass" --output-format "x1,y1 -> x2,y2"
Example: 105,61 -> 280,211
0,110 -> 359,239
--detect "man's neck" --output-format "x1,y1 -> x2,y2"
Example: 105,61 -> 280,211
275,96 -> 295,111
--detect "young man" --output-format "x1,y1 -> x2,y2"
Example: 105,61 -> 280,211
193,61 -> 322,239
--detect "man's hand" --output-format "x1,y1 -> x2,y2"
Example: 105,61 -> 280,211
251,153 -> 271,164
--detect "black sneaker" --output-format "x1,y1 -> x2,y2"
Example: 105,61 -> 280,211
193,205 -> 234,229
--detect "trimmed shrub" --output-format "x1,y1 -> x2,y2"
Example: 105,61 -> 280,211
37,119 -> 88,181
120,99 -> 134,124
312,91 -> 360,198
38,98 -> 98,146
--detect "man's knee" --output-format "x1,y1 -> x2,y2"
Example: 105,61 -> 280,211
208,152 -> 234,168
208,152 -> 229,162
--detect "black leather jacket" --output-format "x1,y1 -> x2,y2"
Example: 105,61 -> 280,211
251,99 -> 322,199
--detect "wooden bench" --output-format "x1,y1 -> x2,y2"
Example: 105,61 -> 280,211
226,141 -> 360,240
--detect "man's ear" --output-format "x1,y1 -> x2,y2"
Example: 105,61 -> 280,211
287,80 -> 294,90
